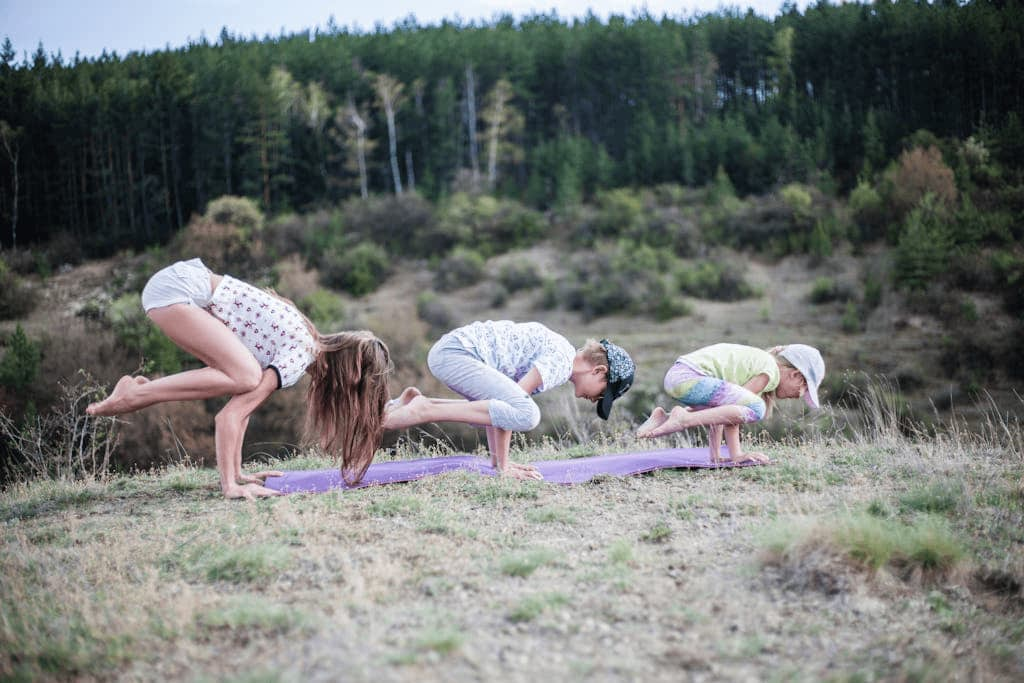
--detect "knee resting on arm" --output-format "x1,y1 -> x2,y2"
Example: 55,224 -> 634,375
490,395 -> 541,432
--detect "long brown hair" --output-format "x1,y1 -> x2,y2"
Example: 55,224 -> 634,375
305,330 -> 392,485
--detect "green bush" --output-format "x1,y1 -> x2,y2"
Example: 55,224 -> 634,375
894,195 -> 952,290
0,258 -> 37,320
435,193 -> 545,257
434,247 -> 486,291
780,183 -> 813,220
553,241 -> 686,320
319,242 -> 391,297
991,250 -> 1024,316
178,195 -> 268,277
0,324 -> 41,391
299,289 -> 345,328
841,301 -> 862,334
676,260 -> 756,301
341,194 -> 437,255
106,294 -> 185,374
416,293 -> 454,337
497,261 -> 541,293
848,180 -> 886,242
204,195 -> 264,236
808,277 -> 856,304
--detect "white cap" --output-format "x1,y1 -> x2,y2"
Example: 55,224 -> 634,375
779,344 -> 825,409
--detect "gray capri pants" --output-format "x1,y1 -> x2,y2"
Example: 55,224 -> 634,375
140,258 -> 213,312
426,333 -> 542,432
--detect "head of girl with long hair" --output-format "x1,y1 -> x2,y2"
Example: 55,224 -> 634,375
305,330 -> 392,485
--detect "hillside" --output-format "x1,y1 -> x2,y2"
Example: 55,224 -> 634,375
1,233 -> 1019,476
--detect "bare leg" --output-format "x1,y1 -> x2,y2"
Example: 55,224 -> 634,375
87,304 -> 262,416
383,394 -> 493,430
641,404 -> 748,439
709,424 -> 724,463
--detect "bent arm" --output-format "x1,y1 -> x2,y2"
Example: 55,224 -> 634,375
215,369 -> 279,498
518,367 -> 543,395
743,373 -> 770,396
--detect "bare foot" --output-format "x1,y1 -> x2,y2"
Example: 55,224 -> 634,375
383,394 -> 429,430
135,376 -> 150,385
86,375 -> 141,416
642,406 -> 694,438
636,407 -> 670,438
736,451 -> 770,464
386,386 -> 422,413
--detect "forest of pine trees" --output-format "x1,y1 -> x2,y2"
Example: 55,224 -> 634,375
0,1 -> 1022,253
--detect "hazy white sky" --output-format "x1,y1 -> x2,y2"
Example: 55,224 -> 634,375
2,0 -> 808,61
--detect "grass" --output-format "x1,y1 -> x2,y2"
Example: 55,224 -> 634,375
760,511 -> 966,578
1,425 -> 1022,681
499,549 -> 558,578
507,592 -> 569,622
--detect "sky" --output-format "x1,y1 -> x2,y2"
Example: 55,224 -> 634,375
2,0 -> 808,61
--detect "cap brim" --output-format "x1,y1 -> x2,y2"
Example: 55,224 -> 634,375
597,391 -> 616,420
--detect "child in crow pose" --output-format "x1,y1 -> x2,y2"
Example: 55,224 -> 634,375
87,258 -> 393,499
636,343 -> 824,463
384,320 -> 635,479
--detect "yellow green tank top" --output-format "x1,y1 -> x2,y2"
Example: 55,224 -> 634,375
678,343 -> 780,394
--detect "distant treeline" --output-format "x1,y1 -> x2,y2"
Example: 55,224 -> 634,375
0,0 -> 1022,252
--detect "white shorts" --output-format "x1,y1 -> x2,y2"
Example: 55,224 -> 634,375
140,258 -> 214,312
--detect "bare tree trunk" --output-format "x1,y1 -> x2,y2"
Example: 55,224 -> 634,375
345,100 -> 370,199
356,129 -> 368,199
260,110 -> 271,209
405,149 -> 415,193
486,97 -> 503,189
3,121 -> 27,247
385,104 -> 403,195
374,74 -> 405,195
465,65 -> 479,185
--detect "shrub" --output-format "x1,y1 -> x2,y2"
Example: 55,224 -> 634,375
299,289 -> 345,328
592,188 -> 645,242
177,195 -> 268,277
808,277 -> 855,304
319,242 -> 390,297
780,183 -> 813,221
0,258 -> 37,320
848,180 -> 886,242
204,195 -> 264,235
0,324 -> 41,392
841,301 -> 862,334
434,247 -> 486,291
341,193 -> 437,255
434,193 -> 545,257
991,250 -> 1024,316
416,293 -> 454,337
894,195 -> 952,290
553,241 -> 685,320
0,371 -> 120,481
885,146 -> 958,221
711,196 -> 812,256
676,260 -> 757,301
105,294 -> 185,375
497,261 -> 541,293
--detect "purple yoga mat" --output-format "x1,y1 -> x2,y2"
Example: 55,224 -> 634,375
264,446 -> 760,494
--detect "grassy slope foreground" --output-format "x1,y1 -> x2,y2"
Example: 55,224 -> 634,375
2,422 -> 1023,681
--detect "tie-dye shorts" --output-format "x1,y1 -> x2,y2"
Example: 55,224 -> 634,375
662,361 -> 766,423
